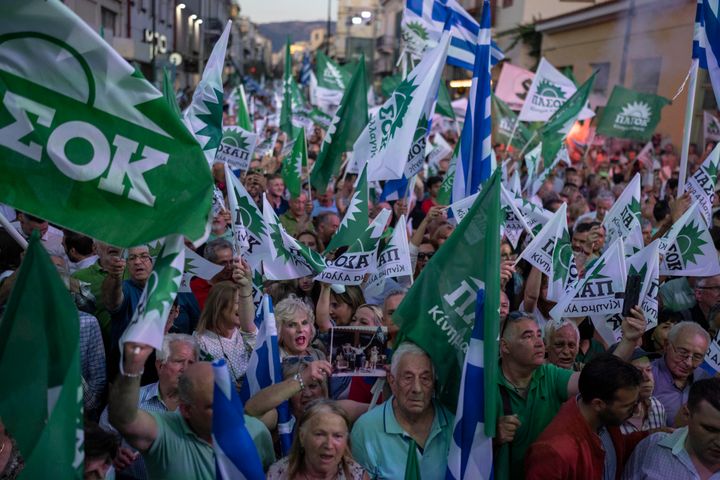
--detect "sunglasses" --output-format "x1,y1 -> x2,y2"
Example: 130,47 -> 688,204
418,252 -> 435,260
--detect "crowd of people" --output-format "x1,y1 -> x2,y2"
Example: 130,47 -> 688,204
3,91 -> 720,480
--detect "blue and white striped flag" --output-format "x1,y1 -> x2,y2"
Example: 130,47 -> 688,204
300,51 -> 312,86
446,289 -> 494,480
402,0 -> 503,71
452,0 -> 493,203
239,294 -> 293,455
212,359 -> 265,480
697,0 -> 720,106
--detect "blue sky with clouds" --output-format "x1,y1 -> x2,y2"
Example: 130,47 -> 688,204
238,0 -> 337,23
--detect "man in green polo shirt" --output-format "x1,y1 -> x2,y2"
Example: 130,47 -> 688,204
494,310 -> 645,480
72,242 -> 127,345
109,342 -> 275,479
351,342 -> 454,479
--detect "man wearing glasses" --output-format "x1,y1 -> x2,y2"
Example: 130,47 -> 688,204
651,321 -> 712,427
691,276 -> 720,330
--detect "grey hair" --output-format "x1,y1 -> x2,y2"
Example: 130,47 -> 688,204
203,238 -> 233,264
597,190 -> 615,202
640,217 -> 652,229
384,288 -> 408,304
501,313 -> 538,339
390,342 -> 435,379
543,319 -> 580,344
667,321 -> 711,347
156,333 -> 198,363
275,294 -> 316,336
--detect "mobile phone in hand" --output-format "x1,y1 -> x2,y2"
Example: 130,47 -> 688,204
622,274 -> 642,317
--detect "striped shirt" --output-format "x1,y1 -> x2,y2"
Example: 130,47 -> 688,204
79,311 -> 106,421
620,397 -> 666,434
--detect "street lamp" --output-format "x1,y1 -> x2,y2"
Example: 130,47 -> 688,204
351,16 -> 362,25
360,10 -> 372,19
196,19 -> 203,25
176,3 -> 185,9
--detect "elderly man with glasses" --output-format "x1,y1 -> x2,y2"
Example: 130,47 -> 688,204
690,275 -> 720,330
651,321 -> 712,427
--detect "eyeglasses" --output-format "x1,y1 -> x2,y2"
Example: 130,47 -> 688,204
128,253 -> 152,262
501,253 -> 518,261
418,252 -> 434,260
697,285 -> 720,292
669,343 -> 705,364
282,355 -> 315,366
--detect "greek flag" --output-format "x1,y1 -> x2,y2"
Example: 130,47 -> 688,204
380,176 -> 411,202
446,289 -> 494,480
212,359 -> 265,480
239,295 -> 293,455
404,0 -> 503,71
697,0 -> 720,106
300,51 -> 312,86
452,0 -> 493,202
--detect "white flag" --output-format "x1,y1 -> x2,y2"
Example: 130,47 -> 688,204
603,173 -> 642,249
366,215 -> 413,284
518,58 -> 594,123
704,111 -> 720,142
550,239 -> 626,320
659,203 -> 720,276
685,142 -> 720,225
355,34 -> 450,181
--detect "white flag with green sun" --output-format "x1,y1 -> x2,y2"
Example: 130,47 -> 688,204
262,194 -> 327,280
316,209 -> 392,285
226,170 -> 270,269
179,246 -> 223,293
658,202 -> 720,276
603,173 -> 643,254
685,142 -> 720,225
120,234 -> 185,349
183,21 -> 231,166
215,126 -> 257,171
550,238 -> 626,320
591,240 -> 660,345
325,162 -> 369,253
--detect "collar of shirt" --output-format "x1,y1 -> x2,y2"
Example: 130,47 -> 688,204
655,356 -> 695,391
382,396 -> 449,446
497,361 -> 546,396
658,427 -> 699,474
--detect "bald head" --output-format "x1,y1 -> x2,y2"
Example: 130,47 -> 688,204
178,362 -> 215,440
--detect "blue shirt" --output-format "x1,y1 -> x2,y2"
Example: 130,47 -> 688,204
651,357 -> 710,427
622,427 -> 720,479
351,398 -> 454,480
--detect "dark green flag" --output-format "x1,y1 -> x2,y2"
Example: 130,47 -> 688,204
596,85 -> 670,141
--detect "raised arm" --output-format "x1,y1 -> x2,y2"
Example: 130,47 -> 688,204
101,255 -> 126,312
234,257 -> 257,335
108,343 -> 159,452
315,283 -> 334,333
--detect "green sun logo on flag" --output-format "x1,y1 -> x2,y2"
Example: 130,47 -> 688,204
628,197 -> 641,219
379,78 -> 418,149
405,22 -> 429,41
628,263 -> 648,287
552,231 -> 573,282
195,87 -> 224,151
585,257 -> 608,282
537,79 -> 566,100
705,157 -> 719,184
222,129 -> 250,151
269,222 -> 292,262
676,221 -> 707,265
235,193 -> 267,238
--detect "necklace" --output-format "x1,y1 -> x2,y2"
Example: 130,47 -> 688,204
0,437 -> 7,456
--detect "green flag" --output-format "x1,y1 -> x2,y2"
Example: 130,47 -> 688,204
316,51 -> 350,92
492,93 -> 531,148
162,68 -> 181,118
436,81 -> 455,120
539,72 -> 596,167
308,107 -> 333,130
324,162 -> 369,253
404,439 -> 420,480
0,232 -> 83,477
0,0 -> 213,247
311,59 -> 368,192
436,140 -> 460,206
381,74 -> 401,99
234,84 -> 253,131
596,85 -> 670,141
281,130 -> 307,199
394,169 -> 501,409
280,38 -> 294,136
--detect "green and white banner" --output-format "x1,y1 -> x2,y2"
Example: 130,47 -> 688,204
602,173 -> 643,253
314,51 -> 349,106
550,238 -> 626,319
0,0 -> 214,247
281,130 -> 307,199
518,58 -> 594,123
523,143 -> 542,193
366,214 -> 413,285
355,34 -> 450,181
592,240 -> 659,345
436,140 -> 459,206
685,142 -> 720,225
216,126 -> 257,171
704,111 -> 720,143
179,245 -> 223,293
325,162 -> 369,253
226,170 -> 270,269
315,209 -> 391,285
658,202 -> 720,276
596,85 -> 669,141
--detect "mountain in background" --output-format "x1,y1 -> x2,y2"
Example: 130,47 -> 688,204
258,21 -> 335,52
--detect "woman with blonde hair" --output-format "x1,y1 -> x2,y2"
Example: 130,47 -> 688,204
193,275 -> 257,384
267,399 -> 369,479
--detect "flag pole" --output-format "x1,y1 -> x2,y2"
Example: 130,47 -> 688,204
678,59 -> 699,196
505,120 -> 519,158
0,210 -> 28,250
517,131 -> 538,159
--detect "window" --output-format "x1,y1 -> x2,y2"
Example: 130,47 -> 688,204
502,0 -> 513,7
632,57 -> 662,94
590,62 -> 610,94
101,7 -> 116,37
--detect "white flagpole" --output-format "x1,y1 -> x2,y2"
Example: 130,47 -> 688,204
0,210 -> 28,250
505,120 -> 519,155
518,131 -> 538,159
679,59 -> 699,196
